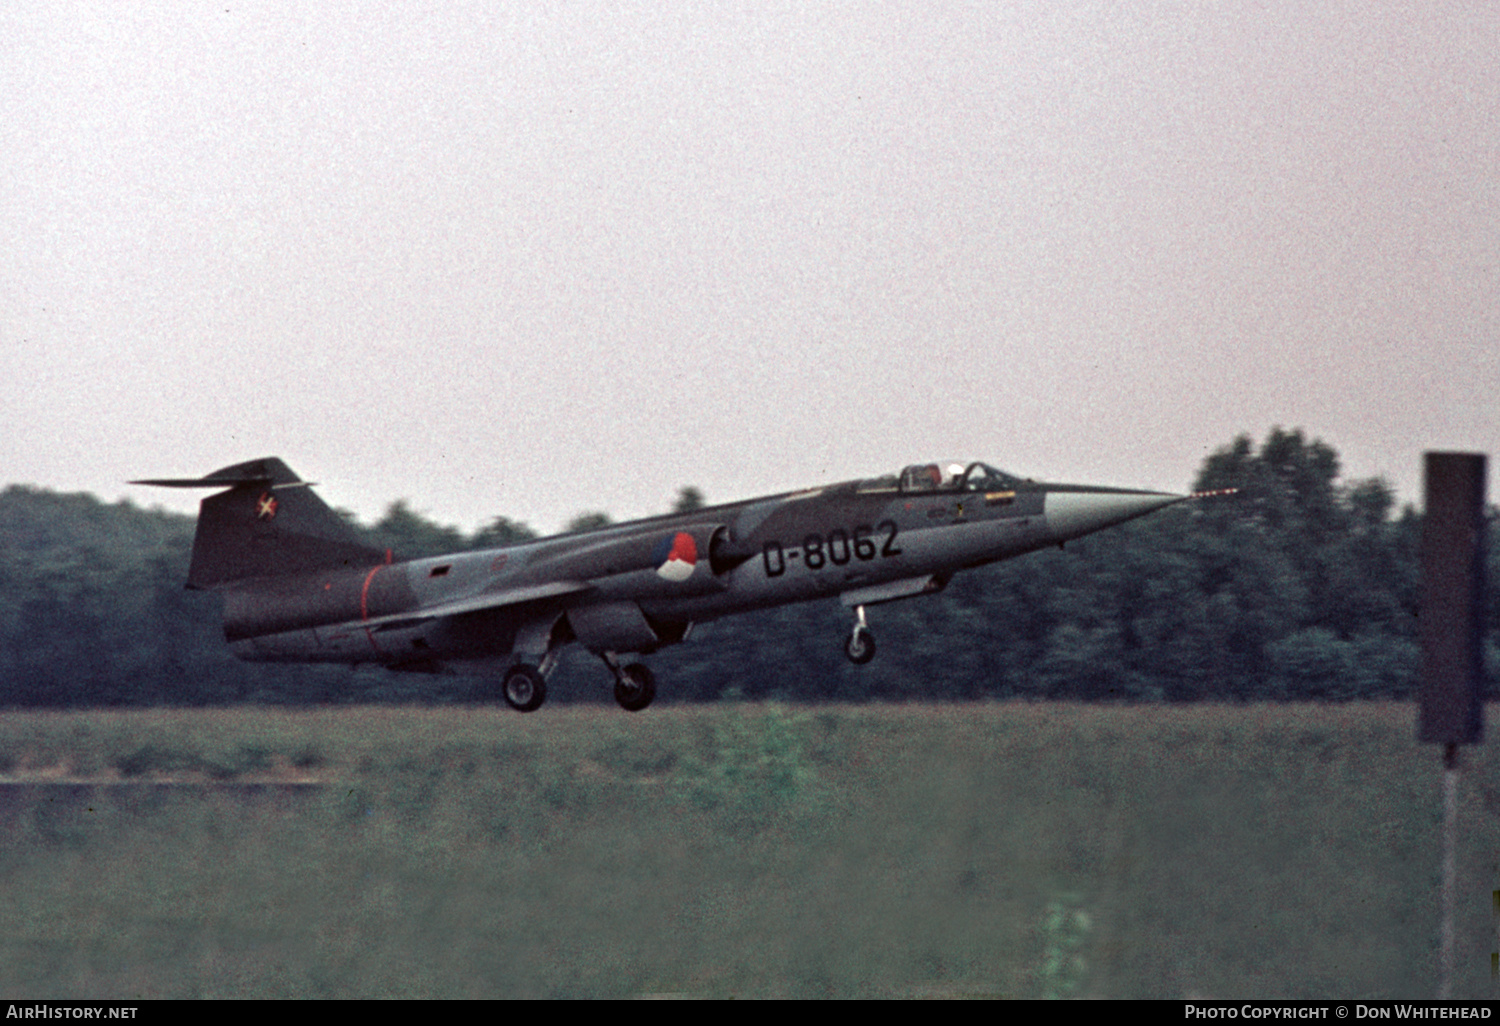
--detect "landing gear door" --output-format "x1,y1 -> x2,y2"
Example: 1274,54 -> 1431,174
567,601 -> 661,655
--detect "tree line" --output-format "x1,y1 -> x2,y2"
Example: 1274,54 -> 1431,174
0,428 -> 1493,707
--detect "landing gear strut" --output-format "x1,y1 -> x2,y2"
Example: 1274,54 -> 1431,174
603,653 -> 657,712
844,605 -> 876,665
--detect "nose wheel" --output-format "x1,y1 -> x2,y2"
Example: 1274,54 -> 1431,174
844,605 -> 876,664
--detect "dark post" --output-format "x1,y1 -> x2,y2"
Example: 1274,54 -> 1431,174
1418,452 -> 1486,999
1419,452 -> 1486,747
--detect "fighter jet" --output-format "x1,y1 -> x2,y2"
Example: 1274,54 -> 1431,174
134,457 -> 1191,712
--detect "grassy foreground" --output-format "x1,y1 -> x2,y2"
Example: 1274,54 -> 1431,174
0,702 -> 1493,999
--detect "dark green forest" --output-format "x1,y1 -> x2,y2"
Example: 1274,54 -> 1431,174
1,429 -> 1494,708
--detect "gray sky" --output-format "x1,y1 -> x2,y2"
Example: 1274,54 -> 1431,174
4,2 -> 1496,535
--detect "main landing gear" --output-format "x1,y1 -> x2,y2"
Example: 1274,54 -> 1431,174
498,650 -> 657,713
500,647 -> 561,713
844,604 -> 876,665
604,653 -> 656,712
501,664 -> 547,712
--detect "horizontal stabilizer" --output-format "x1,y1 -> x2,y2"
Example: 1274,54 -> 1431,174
365,580 -> 595,632
132,475 -> 273,488
131,456 -> 307,490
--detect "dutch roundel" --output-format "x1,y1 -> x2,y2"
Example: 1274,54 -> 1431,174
653,532 -> 698,582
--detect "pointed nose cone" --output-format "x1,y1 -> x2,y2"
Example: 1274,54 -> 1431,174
1044,488 -> 1187,544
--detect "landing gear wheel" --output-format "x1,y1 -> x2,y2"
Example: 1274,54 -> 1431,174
613,662 -> 657,712
845,626 -> 876,665
502,665 -> 547,712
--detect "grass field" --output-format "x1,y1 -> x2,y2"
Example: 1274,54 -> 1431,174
0,702 -> 1494,998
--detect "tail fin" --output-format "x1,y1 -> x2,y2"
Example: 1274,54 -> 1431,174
134,457 -> 388,589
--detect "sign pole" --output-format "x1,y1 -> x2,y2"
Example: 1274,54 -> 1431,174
1419,453 -> 1487,999
1441,743 -> 1458,998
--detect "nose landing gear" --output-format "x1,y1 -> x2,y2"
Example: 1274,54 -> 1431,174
844,604 -> 876,664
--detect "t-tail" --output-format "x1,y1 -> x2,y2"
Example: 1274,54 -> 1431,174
132,457 -> 388,589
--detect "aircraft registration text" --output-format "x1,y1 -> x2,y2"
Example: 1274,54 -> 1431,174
761,521 -> 903,577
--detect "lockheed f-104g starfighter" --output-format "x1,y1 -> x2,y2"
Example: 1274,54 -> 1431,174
135,457 -> 1195,712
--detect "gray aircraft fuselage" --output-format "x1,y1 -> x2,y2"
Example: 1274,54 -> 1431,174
137,458 -> 1188,711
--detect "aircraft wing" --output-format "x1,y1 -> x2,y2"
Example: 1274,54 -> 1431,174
361,580 -> 594,632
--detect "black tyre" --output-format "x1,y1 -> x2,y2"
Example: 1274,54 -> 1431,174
502,665 -> 547,712
844,626 -> 876,665
613,662 -> 657,712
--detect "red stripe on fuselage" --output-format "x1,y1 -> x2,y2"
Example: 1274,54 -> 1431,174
360,564 -> 384,621
359,564 -> 386,657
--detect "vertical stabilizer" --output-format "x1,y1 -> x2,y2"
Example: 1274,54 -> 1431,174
134,458 -> 388,588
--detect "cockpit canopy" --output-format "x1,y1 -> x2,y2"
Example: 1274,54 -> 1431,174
861,462 -> 1026,494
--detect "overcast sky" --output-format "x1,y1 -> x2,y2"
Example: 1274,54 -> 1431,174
4,2 -> 1496,535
